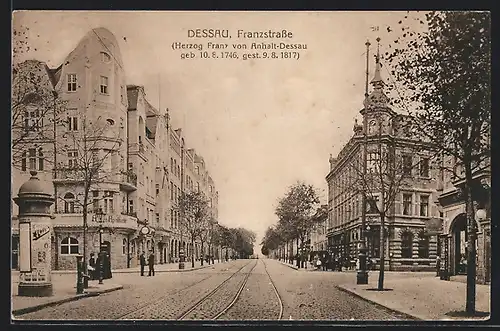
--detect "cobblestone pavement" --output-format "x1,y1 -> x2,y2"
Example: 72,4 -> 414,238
17,261 -> 247,320
262,259 -> 411,321
218,259 -> 282,320
17,259 -> 411,321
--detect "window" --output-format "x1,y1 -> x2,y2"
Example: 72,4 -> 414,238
366,196 -> 379,214
170,209 -> 174,228
92,191 -> 99,212
101,52 -> 111,63
156,184 -> 160,195
170,181 -> 174,200
67,116 -> 78,131
418,232 -> 429,258
401,232 -> 413,258
100,76 -> 108,94
122,238 -> 127,255
403,155 -> 412,176
420,158 -> 430,177
24,110 -> 42,131
156,213 -> 160,225
63,192 -> 76,213
28,148 -> 36,170
129,200 -> 134,214
104,191 -> 114,214
402,193 -> 412,216
67,74 -> 77,92
60,237 -> 79,255
68,151 -> 78,168
367,152 -> 380,172
38,149 -> 44,171
420,195 -> 429,217
22,148 -> 44,171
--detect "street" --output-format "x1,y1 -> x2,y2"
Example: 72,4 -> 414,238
16,259 -> 410,321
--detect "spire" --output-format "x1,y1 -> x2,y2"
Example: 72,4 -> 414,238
363,37 -> 389,110
370,37 -> 384,86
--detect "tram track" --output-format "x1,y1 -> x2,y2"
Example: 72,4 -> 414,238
116,262 -> 247,320
214,258 -> 283,320
176,259 -> 257,320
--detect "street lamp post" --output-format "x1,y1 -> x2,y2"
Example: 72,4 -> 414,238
95,208 -> 104,285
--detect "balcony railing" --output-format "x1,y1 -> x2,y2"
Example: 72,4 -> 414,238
121,170 -> 138,187
129,142 -> 145,155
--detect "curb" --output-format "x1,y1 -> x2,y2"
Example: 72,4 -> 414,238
12,285 -> 124,317
277,260 -> 299,270
32,262 -> 222,275
335,285 -> 422,321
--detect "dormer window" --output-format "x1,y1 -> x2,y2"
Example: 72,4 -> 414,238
100,52 -> 111,63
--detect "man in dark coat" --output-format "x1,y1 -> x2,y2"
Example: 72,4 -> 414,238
140,252 -> 146,276
148,251 -> 155,276
101,252 -> 112,279
89,253 -> 97,280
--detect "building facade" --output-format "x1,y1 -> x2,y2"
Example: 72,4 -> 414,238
11,27 -> 219,270
437,155 -> 491,284
325,53 -> 441,272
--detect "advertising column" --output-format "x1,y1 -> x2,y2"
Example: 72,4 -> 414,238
14,171 -> 55,297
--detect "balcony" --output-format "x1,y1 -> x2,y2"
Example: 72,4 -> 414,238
53,167 -> 89,183
129,142 -> 147,160
120,170 -> 138,191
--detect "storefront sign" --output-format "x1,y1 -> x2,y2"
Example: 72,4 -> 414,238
20,223 -> 51,283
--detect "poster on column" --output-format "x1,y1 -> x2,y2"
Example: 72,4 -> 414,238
27,223 -> 51,283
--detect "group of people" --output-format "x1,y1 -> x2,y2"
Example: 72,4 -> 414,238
140,251 -> 156,276
88,252 -> 112,280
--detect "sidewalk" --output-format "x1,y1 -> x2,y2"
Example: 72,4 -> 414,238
337,271 -> 491,321
12,260 -> 222,317
12,278 -> 123,316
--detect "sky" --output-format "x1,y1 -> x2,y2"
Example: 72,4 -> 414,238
12,11 -> 427,246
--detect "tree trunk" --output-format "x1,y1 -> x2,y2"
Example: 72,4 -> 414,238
191,237 -> 195,268
82,187 -> 90,288
378,211 -> 386,290
465,161 -> 477,314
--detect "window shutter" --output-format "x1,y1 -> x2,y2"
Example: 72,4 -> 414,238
67,117 -> 71,131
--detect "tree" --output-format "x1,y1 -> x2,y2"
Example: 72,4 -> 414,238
177,190 -> 210,268
344,110 -> 433,290
384,11 -> 490,313
233,227 -> 256,258
12,60 -> 67,168
204,218 -> 219,264
275,181 -> 321,267
217,224 -> 233,261
261,226 -> 282,257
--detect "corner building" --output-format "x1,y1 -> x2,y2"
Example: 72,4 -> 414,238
325,55 -> 441,271
11,27 -> 219,270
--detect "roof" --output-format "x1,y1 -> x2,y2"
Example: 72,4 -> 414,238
18,171 -> 51,196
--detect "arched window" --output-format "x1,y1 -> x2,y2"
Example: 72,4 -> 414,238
64,192 -> 76,213
122,238 -> 127,254
401,232 -> 413,258
60,237 -> 79,255
418,232 -> 429,258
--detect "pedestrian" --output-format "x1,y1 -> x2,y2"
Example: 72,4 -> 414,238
148,250 -> 155,276
435,255 -> 441,277
88,253 -> 97,280
103,252 -> 112,279
140,252 -> 146,276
